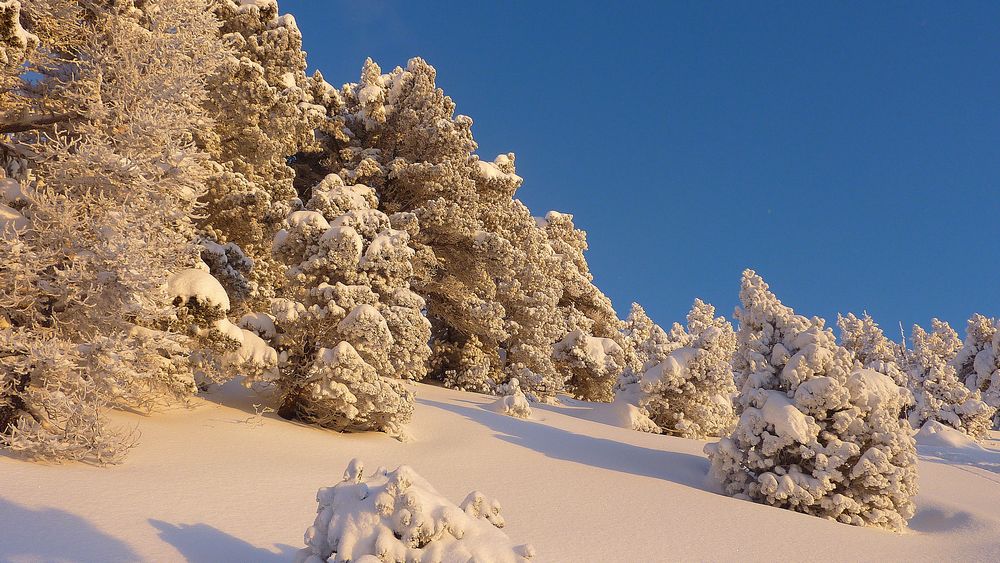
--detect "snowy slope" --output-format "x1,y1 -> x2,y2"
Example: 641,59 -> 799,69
1,382 -> 999,562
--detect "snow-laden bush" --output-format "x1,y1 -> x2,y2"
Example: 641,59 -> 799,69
166,269 -> 279,388
705,271 -> 918,531
295,459 -> 535,563
837,312 -> 909,387
270,173 -> 428,437
491,378 -> 532,419
953,314 -> 1000,429
905,320 -> 995,439
640,299 -> 737,439
553,329 -> 625,402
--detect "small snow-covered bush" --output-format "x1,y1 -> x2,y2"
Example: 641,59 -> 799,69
491,378 -> 532,419
705,271 -> 918,531
639,299 -> 737,439
553,329 -> 625,402
295,459 -> 535,563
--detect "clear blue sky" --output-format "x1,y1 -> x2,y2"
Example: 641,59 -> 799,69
280,0 -> 1000,339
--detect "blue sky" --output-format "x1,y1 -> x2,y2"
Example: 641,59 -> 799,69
281,0 -> 1000,339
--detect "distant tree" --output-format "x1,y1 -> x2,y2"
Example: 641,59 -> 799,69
953,314 -> 1000,429
640,299 -> 737,438
905,320 -> 995,439
837,312 -> 908,387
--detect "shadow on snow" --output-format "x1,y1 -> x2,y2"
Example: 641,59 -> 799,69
418,397 -> 713,492
149,519 -> 298,563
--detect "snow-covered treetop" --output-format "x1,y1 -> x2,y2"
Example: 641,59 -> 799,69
167,269 -> 231,312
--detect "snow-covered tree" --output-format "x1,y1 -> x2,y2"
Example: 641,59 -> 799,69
1,0 -> 226,462
640,299 -> 737,439
953,314 -> 1000,429
269,174 -> 428,437
553,329 -> 625,402
491,377 -> 532,419
837,312 -> 908,387
905,320 -> 995,439
706,271 -> 918,531
620,302 -> 679,386
196,0 -> 325,310
295,58 -> 622,401
295,459 -> 535,562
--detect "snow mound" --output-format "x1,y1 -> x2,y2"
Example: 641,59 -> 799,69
166,269 -> 230,311
295,459 -> 534,563
0,202 -> 28,236
916,420 -> 985,451
490,378 -> 532,419
0,177 -> 26,204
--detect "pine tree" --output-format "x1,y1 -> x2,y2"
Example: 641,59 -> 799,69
837,312 -> 908,387
953,314 -> 1000,429
621,303 -> 678,386
905,320 -> 995,439
706,271 -> 918,530
196,0 -> 325,310
269,173 -> 427,437
640,299 -> 737,438
295,57 -> 622,401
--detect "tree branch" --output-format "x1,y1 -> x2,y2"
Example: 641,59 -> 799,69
0,110 -> 82,134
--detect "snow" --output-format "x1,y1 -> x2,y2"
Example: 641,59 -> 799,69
0,177 -> 26,204
238,312 -> 277,339
165,269 -> 231,311
0,202 -> 28,235
1,383 -> 999,560
754,389 -> 814,444
287,210 -> 331,231
916,420 -> 984,451
295,460 -> 533,562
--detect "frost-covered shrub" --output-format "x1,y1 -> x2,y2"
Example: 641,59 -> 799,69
553,329 -> 625,402
166,269 -> 279,388
705,271 -> 918,531
491,378 -> 532,419
640,299 -> 737,439
837,312 -> 908,387
295,459 -> 534,563
905,320 -> 995,439
953,314 -> 1000,429
0,0 -> 226,462
270,173 -> 428,437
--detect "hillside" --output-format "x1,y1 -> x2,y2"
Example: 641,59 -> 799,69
2,382 -> 998,562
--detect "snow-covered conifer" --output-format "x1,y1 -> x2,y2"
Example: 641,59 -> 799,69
953,314 -> 1000,429
621,303 -> 679,386
705,271 -> 918,530
196,0 -> 326,309
905,320 -> 995,439
553,330 -> 625,402
270,174 -> 427,437
295,459 -> 534,562
640,299 -> 737,439
837,312 -> 908,387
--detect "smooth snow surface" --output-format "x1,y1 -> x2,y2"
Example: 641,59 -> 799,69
1,383 -> 999,562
